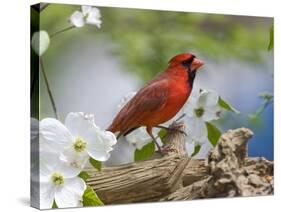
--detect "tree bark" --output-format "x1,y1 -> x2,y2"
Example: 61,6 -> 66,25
84,123 -> 273,204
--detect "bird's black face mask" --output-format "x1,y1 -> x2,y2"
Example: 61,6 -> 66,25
181,56 -> 196,87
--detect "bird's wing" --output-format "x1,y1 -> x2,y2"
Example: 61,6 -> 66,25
109,79 -> 169,134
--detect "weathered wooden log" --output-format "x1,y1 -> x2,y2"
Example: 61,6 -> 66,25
85,122 -> 190,203
84,124 -> 273,204
162,128 -> 274,201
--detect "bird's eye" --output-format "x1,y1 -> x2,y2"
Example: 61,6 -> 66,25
182,56 -> 195,68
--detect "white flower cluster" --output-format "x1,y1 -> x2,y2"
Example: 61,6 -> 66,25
70,5 -> 102,28
38,112 -> 116,209
184,89 -> 222,145
31,6 -> 102,57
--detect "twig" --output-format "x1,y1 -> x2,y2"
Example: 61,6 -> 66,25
39,58 -> 59,120
50,26 -> 75,38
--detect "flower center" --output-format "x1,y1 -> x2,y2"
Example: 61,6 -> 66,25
73,137 -> 87,153
194,107 -> 204,117
51,172 -> 64,186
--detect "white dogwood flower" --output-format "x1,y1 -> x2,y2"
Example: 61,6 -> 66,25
40,151 -> 86,209
70,6 -> 102,28
40,112 -> 117,174
184,89 -> 222,144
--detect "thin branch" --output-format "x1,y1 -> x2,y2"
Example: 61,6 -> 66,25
39,58 -> 59,120
50,26 -> 75,38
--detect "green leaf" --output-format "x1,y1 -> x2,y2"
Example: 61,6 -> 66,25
89,158 -> 102,171
259,92 -> 273,102
78,171 -> 90,181
52,200 -> 58,208
268,26 -> 274,51
158,129 -> 167,144
134,141 -> 155,161
82,186 -> 104,206
191,144 -> 201,157
206,122 -> 221,147
218,96 -> 240,114
248,113 -> 262,127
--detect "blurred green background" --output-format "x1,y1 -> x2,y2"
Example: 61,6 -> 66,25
31,3 -> 273,161
39,4 -> 272,81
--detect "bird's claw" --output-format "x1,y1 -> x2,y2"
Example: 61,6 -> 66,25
156,146 -> 176,155
167,125 -> 187,137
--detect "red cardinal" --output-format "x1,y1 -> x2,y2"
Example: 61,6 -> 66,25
107,53 -> 204,152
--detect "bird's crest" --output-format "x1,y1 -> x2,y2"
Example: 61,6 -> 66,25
168,53 -> 195,66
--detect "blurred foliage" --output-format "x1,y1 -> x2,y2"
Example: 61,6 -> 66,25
38,4 -> 273,82
268,25 -> 274,51
30,7 -> 39,119
101,8 -> 272,81
248,92 -> 273,127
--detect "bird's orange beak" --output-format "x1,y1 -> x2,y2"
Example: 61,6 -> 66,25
191,58 -> 204,71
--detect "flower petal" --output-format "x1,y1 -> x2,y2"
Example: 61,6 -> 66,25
40,181 -> 55,209
202,105 -> 222,121
40,118 -> 72,152
198,90 -> 219,108
40,151 -> 59,180
40,150 -> 80,180
86,7 -> 102,28
196,136 -> 209,145
81,5 -> 92,16
55,177 -> 86,208
40,134 -> 64,154
102,130 -> 118,146
56,161 -> 82,179
70,11 -> 85,27
87,128 -> 117,161
65,112 -> 95,141
65,112 -> 117,162
104,136 -> 135,166
60,147 -> 89,176
184,92 -> 199,117
185,117 -> 207,142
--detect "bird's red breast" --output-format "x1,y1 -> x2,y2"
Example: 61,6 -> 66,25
107,53 -> 204,136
